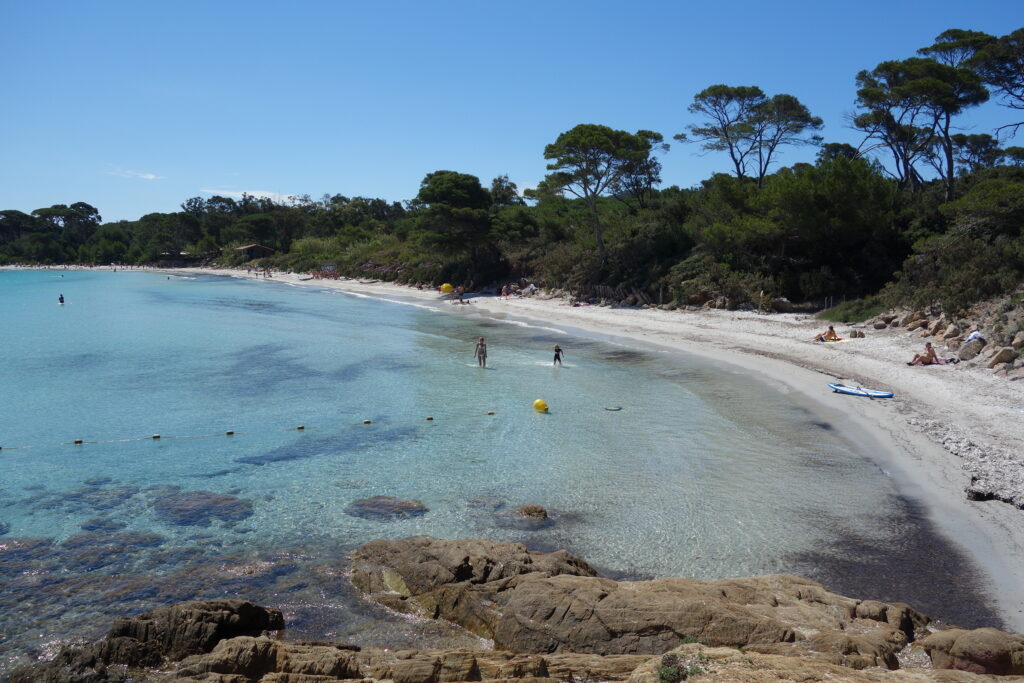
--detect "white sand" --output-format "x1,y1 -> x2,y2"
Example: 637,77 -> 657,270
25,265 -> 1024,629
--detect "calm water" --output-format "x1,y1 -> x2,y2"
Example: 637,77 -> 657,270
0,269 -> 999,673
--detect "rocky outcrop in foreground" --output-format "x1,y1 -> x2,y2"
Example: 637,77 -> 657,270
11,538 -> 1024,681
350,537 -> 927,669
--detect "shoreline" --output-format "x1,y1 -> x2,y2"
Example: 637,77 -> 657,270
9,265 -> 1024,631
173,266 -> 1024,630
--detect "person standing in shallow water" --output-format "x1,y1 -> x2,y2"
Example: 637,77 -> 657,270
553,344 -> 563,366
58,293 -> 64,304
474,337 -> 488,367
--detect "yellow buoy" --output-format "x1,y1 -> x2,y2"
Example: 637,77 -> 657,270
533,399 -> 548,412
440,283 -> 454,293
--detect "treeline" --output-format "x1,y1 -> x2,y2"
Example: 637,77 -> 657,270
2,27 -> 1023,317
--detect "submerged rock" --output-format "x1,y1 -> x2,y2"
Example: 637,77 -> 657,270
345,495 -> 428,520
150,488 -> 254,527
516,504 -> 548,519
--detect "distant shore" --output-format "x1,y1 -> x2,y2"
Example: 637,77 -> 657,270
8,264 -> 1024,630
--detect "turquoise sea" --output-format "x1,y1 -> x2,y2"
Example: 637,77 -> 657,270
0,269 -> 999,673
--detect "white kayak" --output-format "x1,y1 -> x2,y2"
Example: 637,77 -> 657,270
828,382 -> 893,398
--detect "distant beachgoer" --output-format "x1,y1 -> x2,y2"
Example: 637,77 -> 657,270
553,344 -> 563,366
814,325 -> 839,342
908,342 -> 938,366
58,293 -> 64,304
474,337 -> 488,367
500,285 -> 509,299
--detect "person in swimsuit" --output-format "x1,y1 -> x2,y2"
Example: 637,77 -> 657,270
474,337 -> 488,367
553,344 -> 563,366
58,293 -> 64,304
909,342 -> 938,365
814,325 -> 839,342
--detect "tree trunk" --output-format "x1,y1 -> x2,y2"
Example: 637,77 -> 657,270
586,197 -> 607,267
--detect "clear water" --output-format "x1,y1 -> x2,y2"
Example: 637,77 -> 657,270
0,270 -> 998,673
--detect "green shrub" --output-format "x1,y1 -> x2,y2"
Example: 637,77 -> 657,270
817,296 -> 887,323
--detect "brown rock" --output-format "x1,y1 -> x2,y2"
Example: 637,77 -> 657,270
918,627 -> 1024,675
99,599 -> 283,666
942,324 -> 961,340
988,347 -> 1020,368
1013,331 -> 1024,349
516,505 -> 548,520
627,642 -> 984,683
959,339 -> 985,361
906,320 -> 929,331
350,538 -> 927,666
900,311 -> 924,327
873,321 -> 888,330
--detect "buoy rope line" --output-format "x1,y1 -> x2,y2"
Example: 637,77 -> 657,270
0,410 -> 499,453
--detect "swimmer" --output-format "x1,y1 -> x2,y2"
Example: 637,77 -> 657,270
553,344 -> 563,366
58,293 -> 64,304
474,337 -> 488,368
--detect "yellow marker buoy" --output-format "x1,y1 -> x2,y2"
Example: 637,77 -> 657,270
533,399 -> 548,412
440,283 -> 454,293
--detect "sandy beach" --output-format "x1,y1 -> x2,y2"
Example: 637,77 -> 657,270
153,266 -> 1023,631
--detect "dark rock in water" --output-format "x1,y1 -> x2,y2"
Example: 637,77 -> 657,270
79,518 -> 126,532
8,599 -> 283,682
516,504 -> 548,519
61,485 -> 140,512
84,477 -> 113,486
151,489 -> 254,526
100,599 -> 284,665
467,496 -> 505,511
0,537 -> 54,563
345,495 -> 428,520
0,521 -> 9,535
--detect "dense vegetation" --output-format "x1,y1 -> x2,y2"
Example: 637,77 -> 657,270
3,27 -> 1023,317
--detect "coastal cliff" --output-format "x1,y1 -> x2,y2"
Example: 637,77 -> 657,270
12,537 -> 1024,682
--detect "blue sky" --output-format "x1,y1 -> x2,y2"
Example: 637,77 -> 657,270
2,1 -> 1020,222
